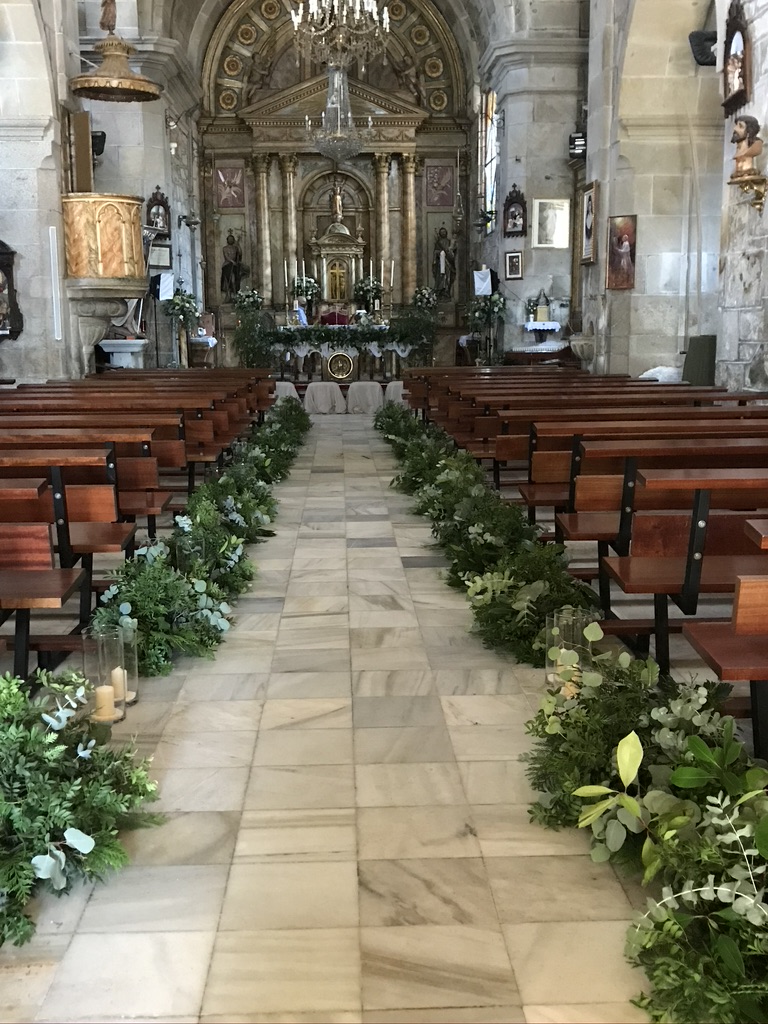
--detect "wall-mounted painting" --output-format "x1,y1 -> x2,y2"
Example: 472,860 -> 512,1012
606,214 -> 637,290
580,181 -> 598,264
531,199 -> 570,248
502,185 -> 527,237
504,251 -> 523,280
723,1 -> 749,116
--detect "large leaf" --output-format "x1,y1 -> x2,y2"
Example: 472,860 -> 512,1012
63,827 -> 96,855
605,818 -> 627,853
577,796 -> 617,829
687,734 -> 718,767
582,621 -> 604,643
616,731 -> 643,789
669,766 -> 715,789
714,933 -> 745,979
572,785 -> 616,798
755,815 -> 768,860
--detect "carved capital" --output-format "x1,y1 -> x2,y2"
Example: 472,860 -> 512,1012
253,153 -> 272,175
401,153 -> 418,174
279,153 -> 298,175
372,153 -> 391,175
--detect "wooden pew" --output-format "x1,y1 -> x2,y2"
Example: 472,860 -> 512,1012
683,575 -> 768,758
602,469 -> 768,673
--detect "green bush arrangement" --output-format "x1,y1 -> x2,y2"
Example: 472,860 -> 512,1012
529,621 -> 768,1023
92,397 -> 311,675
373,402 -> 597,662
373,401 -> 768,1021
0,670 -> 159,946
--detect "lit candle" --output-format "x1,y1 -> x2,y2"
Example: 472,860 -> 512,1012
302,259 -> 306,279
284,259 -> 289,292
390,259 -> 395,289
380,259 -> 384,284
110,666 -> 126,702
94,684 -> 116,719
294,258 -> 298,283
369,258 -> 373,280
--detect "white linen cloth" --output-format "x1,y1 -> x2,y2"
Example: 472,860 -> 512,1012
304,381 -> 347,414
346,380 -> 384,415
274,380 -> 300,400
384,380 -> 407,406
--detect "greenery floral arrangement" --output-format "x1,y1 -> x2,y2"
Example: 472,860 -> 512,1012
525,617 -> 768,1022
0,670 -> 159,946
412,286 -> 438,310
292,276 -> 320,301
387,307 -> 437,366
468,293 -> 506,327
354,276 -> 384,305
373,402 -> 596,662
525,296 -> 538,319
233,288 -> 263,313
90,397 -> 311,674
163,289 -> 199,332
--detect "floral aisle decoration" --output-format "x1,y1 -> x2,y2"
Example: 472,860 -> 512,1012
91,398 -> 311,675
0,670 -> 159,946
163,289 -> 199,333
526,616 -> 768,1023
468,292 -> 506,328
412,286 -> 438,311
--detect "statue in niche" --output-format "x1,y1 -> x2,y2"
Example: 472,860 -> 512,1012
220,233 -> 244,300
99,0 -> 117,33
0,269 -> 10,335
730,115 -> 763,180
243,42 -> 275,105
432,225 -> 456,299
391,51 -> 426,106
330,179 -> 344,222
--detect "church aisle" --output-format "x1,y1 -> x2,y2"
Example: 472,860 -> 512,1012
3,416 -> 648,1024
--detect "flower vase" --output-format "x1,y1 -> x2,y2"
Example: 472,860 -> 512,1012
544,608 -> 599,690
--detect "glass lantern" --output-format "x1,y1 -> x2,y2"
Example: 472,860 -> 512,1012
83,625 -> 126,724
544,607 -> 599,689
121,623 -> 139,706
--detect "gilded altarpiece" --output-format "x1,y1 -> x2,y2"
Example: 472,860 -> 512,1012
198,0 -> 470,326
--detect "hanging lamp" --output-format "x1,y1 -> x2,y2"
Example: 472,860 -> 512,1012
69,0 -> 161,103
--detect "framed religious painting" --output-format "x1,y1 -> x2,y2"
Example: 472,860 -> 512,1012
580,181 -> 598,264
531,198 -> 570,248
606,214 -> 637,290
215,166 -> 245,209
146,186 -> 171,239
504,251 -> 523,280
722,1 -> 749,116
502,186 -> 527,237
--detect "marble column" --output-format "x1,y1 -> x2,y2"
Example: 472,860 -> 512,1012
400,153 -> 417,302
280,153 -> 298,302
253,154 -> 273,306
373,154 -> 391,284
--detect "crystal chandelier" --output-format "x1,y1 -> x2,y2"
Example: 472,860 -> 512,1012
291,0 -> 390,71
306,65 -> 373,162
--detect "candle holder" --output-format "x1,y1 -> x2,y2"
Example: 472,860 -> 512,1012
121,623 -> 140,706
544,608 -> 599,690
83,625 -> 126,724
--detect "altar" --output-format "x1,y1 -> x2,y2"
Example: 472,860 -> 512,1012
276,323 -> 414,382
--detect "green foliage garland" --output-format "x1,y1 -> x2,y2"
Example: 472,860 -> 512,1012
0,670 -> 159,946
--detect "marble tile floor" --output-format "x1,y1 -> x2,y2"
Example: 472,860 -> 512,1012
2,413 -> 722,1023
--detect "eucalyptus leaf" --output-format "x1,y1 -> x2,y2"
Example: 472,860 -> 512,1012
580,671 -> 603,687
617,651 -> 632,669
605,817 -> 627,852
63,828 -> 95,855
582,621 -> 604,643
590,842 -> 611,862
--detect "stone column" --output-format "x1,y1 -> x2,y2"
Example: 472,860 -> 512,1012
280,153 -> 298,301
400,153 -> 417,302
373,154 -> 391,284
253,154 -> 273,306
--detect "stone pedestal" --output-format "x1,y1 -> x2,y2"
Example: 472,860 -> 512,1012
99,338 -> 148,368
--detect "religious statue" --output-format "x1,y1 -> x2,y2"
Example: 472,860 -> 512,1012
391,52 -> 427,107
242,43 -> 274,106
730,115 -> 763,181
432,225 -> 456,299
220,233 -> 243,301
99,0 -> 117,34
330,179 -> 344,222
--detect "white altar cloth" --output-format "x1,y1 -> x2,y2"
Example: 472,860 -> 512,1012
346,381 -> 384,415
384,380 -> 407,406
274,380 -> 300,400
304,381 -> 347,415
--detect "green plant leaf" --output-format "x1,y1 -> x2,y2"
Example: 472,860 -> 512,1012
745,766 -> 768,791
616,731 -> 643,789
687,734 -> 719,767
669,766 -> 715,788
755,815 -> 768,860
63,827 -> 95,855
617,795 -> 642,821
572,785 -> 616,797
577,796 -> 617,828
714,933 -> 745,979
605,818 -> 627,852
582,621 -> 604,642
617,651 -> 632,669
590,842 -> 611,862
580,671 -> 603,687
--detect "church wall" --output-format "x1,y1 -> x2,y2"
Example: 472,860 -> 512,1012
0,0 -> 80,382
716,0 -> 768,390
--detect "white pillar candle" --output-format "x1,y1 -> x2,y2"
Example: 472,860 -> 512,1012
302,259 -> 306,279
94,684 -> 116,718
369,258 -> 373,280
284,259 -> 289,292
390,259 -> 395,289
110,666 -> 126,701
380,258 -> 384,284
294,258 -> 298,283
